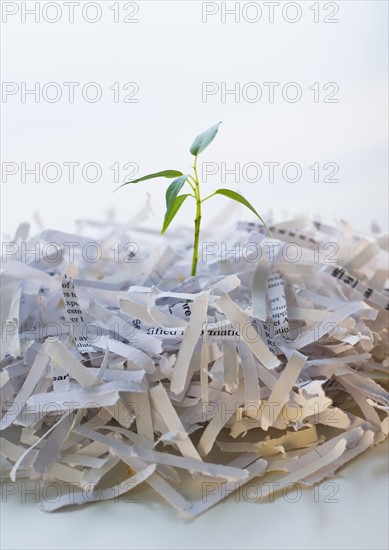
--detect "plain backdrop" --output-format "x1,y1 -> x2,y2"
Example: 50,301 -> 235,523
1,0 -> 388,238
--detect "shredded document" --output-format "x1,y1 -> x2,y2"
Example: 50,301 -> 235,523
1,213 -> 388,517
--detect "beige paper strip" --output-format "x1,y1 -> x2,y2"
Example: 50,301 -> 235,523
150,384 -> 202,461
216,293 -> 280,370
261,351 -> 307,430
170,292 -> 209,396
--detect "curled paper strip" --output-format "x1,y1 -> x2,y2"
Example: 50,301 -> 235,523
0,215 -> 388,517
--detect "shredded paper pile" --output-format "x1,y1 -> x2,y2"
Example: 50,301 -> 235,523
1,211 -> 388,517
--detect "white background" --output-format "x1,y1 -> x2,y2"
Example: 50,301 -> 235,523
1,0 -> 388,237
1,2 -> 388,549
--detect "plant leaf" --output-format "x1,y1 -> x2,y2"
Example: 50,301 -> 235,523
161,194 -> 190,234
165,174 -> 189,210
190,122 -> 221,157
214,189 -> 272,235
114,170 -> 183,192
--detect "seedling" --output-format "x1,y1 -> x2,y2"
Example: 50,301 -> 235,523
116,123 -> 271,276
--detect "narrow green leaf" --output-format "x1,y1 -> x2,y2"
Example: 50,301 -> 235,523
161,194 -> 190,234
190,122 -> 221,157
114,170 -> 183,192
165,174 -> 189,210
214,189 -> 272,235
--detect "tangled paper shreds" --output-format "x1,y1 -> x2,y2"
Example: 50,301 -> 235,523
0,214 -> 388,517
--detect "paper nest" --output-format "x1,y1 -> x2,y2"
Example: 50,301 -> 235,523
1,212 -> 388,518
